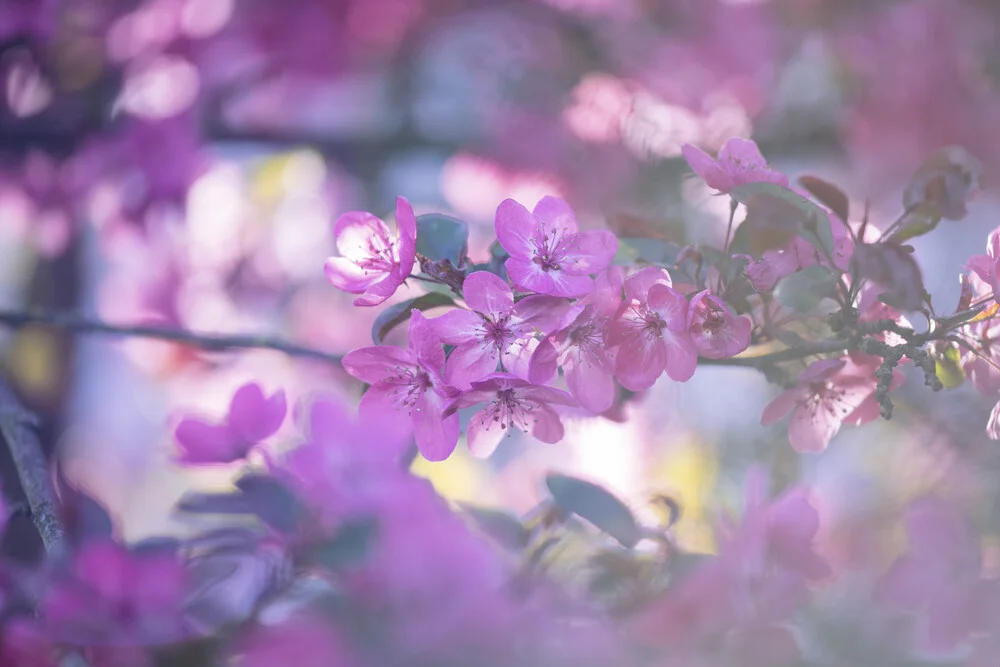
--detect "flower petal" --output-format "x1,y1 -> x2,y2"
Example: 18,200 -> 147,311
615,338 -> 666,391
565,355 -> 615,413
624,266 -> 672,302
494,198 -> 537,259
175,418 -> 238,464
466,408 -> 506,458
445,342 -> 500,389
228,383 -> 286,443
462,271 -> 514,318
429,309 -> 482,345
506,256 -> 555,294
395,197 -> 417,278
342,346 -> 416,384
532,195 -> 579,235
412,392 -> 460,462
681,143 -> 733,193
562,230 -> 617,275
323,257 -> 384,293
333,211 -> 391,262
530,404 -> 564,444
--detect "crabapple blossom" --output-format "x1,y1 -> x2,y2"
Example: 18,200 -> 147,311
324,196 -> 418,307
686,290 -> 752,359
430,271 -> 569,388
443,372 -> 577,458
608,267 -> 697,391
174,382 -> 286,464
494,196 -> 618,297
966,226 -> 1000,305
680,137 -> 789,195
342,310 -> 460,461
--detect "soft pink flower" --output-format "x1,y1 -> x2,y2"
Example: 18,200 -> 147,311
687,290 -> 752,359
875,496 -> 995,652
608,267 -> 697,391
495,196 -> 617,297
966,226 -> 1000,304
324,196 -> 417,307
342,310 -> 460,461
443,372 -> 576,458
963,319 -> 1000,396
174,382 -> 286,464
680,137 -> 789,195
529,267 -> 623,413
430,271 -> 569,388
760,357 -> 879,452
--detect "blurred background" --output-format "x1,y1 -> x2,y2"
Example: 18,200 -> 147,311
1,0 -> 1000,560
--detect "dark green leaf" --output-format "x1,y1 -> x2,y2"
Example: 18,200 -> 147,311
460,504 -> 530,550
415,213 -> 469,265
311,517 -> 379,569
371,292 -> 454,345
545,473 -> 640,548
730,182 -> 836,258
798,175 -> 850,222
886,202 -> 942,243
234,473 -> 304,535
773,265 -> 838,313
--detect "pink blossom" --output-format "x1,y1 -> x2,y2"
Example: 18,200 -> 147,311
687,290 -> 752,359
174,382 -> 286,464
443,372 -> 576,458
966,226 -> 1000,304
0,619 -> 57,667
430,271 -> 569,388
963,319 -> 1000,396
529,267 -> 624,413
342,310 -> 460,462
875,496 -> 995,652
494,196 -> 617,297
608,267 -> 697,391
324,196 -> 417,307
760,357 -> 880,452
680,137 -> 789,195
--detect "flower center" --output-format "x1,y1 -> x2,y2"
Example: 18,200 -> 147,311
383,365 -> 431,414
357,233 -> 398,274
483,388 -> 537,433
530,228 -> 576,272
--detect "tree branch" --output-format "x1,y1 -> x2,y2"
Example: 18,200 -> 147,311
0,309 -> 343,366
698,340 -> 851,368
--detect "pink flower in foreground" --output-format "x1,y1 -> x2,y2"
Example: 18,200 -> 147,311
495,196 -> 617,297
681,137 -> 789,194
687,290 -> 752,359
608,267 -> 697,391
760,357 -> 879,452
966,226 -> 1000,304
430,271 -> 569,388
174,383 -> 286,464
444,372 -> 576,458
875,496 -> 995,652
324,196 -> 417,307
229,615 -> 357,667
529,267 -> 623,413
342,310 -> 460,462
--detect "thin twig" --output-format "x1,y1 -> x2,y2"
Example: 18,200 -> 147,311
0,309 -> 343,366
698,339 -> 851,368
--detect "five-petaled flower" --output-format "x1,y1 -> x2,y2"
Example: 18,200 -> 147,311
495,196 -> 617,297
966,225 -> 1000,305
342,310 -> 460,462
687,290 -> 752,359
608,267 -> 697,391
681,137 -> 789,195
430,271 -> 569,388
444,372 -> 576,458
324,196 -> 417,307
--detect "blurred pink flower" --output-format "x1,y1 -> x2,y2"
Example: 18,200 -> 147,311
686,290 -> 751,359
342,310 -> 460,462
174,382 -> 286,464
608,267 -> 697,390
760,357 -> 879,452
229,615 -> 357,667
680,137 -> 788,194
966,226 -> 1000,305
0,619 -> 57,667
444,372 -> 576,457
324,196 -> 417,307
495,196 -> 617,297
430,271 -> 568,388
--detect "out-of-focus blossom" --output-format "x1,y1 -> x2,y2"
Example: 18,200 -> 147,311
444,372 -> 576,457
608,267 -> 697,390
686,290 -> 751,359
0,619 -> 57,667
681,137 -> 788,194
227,614 -> 357,667
495,196 -> 617,298
342,310 -> 460,462
173,382 -> 286,464
966,226 -> 1000,305
324,196 -> 417,307
903,146 -> 982,221
430,271 -> 568,388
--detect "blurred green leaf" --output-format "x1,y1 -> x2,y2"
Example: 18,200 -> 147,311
774,266 -> 838,313
798,175 -> 850,222
933,344 -> 964,389
730,182 -> 836,258
886,202 -> 942,243
371,292 -> 454,345
545,473 -> 640,548
415,213 -> 469,265
311,517 -> 379,569
460,504 -> 530,550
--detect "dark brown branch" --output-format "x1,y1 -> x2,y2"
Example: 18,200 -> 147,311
0,309 -> 343,366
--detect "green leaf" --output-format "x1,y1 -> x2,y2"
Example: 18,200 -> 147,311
545,473 -> 640,548
311,517 -> 378,569
459,504 -> 530,550
773,266 -> 838,313
371,292 -> 454,345
612,238 -> 679,266
415,213 -> 469,265
798,175 -> 850,222
730,182 -> 836,258
933,344 -> 965,390
886,202 -> 942,243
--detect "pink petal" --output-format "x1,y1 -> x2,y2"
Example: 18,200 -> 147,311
429,309 -> 482,345
342,345 -> 416,385
562,230 -> 617,274
353,271 -> 404,307
663,332 -> 698,382
532,195 -> 578,235
494,198 -> 537,259
513,295 -> 573,333
546,270 -> 595,298
358,385 -> 414,444
787,402 -> 840,453
462,271 -> 513,318
624,266 -> 671,301
412,391 -> 460,462
333,211 -> 392,262
718,137 -> 767,170
506,256 -> 555,294
520,384 -> 577,407
925,588 -> 977,651
798,357 -> 846,383
323,257 -> 384,293
175,418 -> 238,464
530,404 -> 565,444
466,408 -> 506,458
615,338 -> 666,391
648,283 -> 689,330
395,197 -> 417,277
528,338 -> 559,385
681,143 -> 733,192
565,355 -> 615,413
408,310 -> 445,370
760,388 -> 801,425
306,397 -> 355,445
228,383 -> 286,443
445,342 -> 499,389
